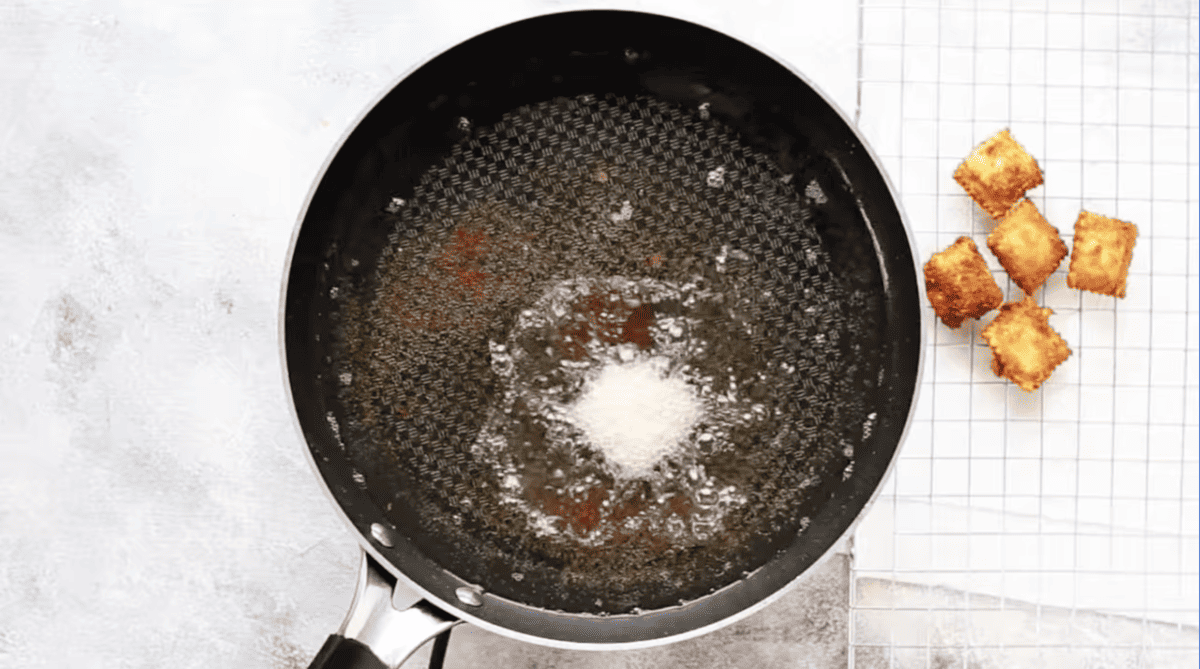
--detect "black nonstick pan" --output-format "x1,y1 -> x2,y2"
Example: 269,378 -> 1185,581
282,10 -> 922,668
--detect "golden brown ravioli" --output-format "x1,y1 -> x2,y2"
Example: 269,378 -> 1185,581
924,236 -> 1004,328
1067,211 -> 1138,298
987,198 -> 1068,295
954,129 -> 1044,219
981,297 -> 1071,391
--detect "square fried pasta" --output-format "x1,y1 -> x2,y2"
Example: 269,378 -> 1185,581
954,129 -> 1044,219
987,198 -> 1068,295
1067,211 -> 1138,298
981,297 -> 1071,392
924,236 -> 1004,328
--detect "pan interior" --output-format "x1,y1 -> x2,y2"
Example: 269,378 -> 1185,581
323,91 -> 888,615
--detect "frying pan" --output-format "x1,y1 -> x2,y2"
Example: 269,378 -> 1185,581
283,9 -> 922,668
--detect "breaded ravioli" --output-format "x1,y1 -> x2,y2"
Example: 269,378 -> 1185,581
981,297 -> 1071,391
924,236 -> 1004,328
954,129 -> 1044,219
1067,211 -> 1138,298
987,198 -> 1068,295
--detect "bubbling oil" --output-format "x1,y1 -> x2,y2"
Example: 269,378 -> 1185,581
325,92 -> 887,613
471,275 -> 796,550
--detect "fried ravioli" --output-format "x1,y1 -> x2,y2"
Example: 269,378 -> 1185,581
954,129 -> 1044,219
1067,211 -> 1138,298
924,236 -> 1004,328
981,297 -> 1071,392
987,198 -> 1068,295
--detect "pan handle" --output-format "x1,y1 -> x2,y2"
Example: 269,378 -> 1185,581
309,552 -> 462,669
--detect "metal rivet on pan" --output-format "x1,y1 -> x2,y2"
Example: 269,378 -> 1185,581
369,522 -> 395,548
455,586 -> 484,607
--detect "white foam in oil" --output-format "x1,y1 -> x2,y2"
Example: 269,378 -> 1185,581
568,356 -> 701,474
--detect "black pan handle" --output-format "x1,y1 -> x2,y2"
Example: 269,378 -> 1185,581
309,552 -> 461,669
310,635 -> 389,669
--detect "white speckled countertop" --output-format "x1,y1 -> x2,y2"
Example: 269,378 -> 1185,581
0,2 -> 861,667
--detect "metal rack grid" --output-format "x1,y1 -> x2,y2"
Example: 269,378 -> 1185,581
849,0 -> 1198,666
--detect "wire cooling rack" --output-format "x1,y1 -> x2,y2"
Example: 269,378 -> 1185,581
850,0 -> 1198,667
